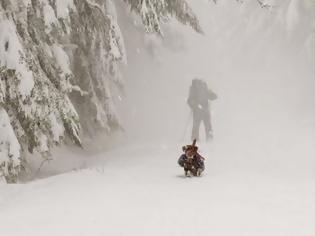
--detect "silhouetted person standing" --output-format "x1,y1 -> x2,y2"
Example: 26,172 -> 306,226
187,78 -> 217,141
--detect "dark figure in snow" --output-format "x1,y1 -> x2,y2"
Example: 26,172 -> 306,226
178,139 -> 205,177
187,78 -> 217,141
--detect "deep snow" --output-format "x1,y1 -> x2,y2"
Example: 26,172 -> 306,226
0,140 -> 314,236
1,1 -> 315,235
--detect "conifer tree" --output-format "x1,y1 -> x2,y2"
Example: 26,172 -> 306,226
0,0 -> 202,182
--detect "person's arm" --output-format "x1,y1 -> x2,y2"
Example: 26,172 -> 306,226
178,154 -> 187,167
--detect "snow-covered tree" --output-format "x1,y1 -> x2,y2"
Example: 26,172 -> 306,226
124,0 -> 203,34
0,0 -> 202,182
0,2 -> 81,182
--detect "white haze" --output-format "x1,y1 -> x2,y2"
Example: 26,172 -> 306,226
1,2 -> 315,235
117,0 -> 315,174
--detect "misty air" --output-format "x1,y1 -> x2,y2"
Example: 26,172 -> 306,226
0,0 -> 314,235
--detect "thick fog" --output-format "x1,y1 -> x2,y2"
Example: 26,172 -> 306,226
116,1 -> 315,172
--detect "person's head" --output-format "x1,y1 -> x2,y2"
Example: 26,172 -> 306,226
183,145 -> 198,157
192,78 -> 201,87
185,148 -> 195,157
192,78 -> 208,89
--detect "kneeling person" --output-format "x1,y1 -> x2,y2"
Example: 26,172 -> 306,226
178,140 -> 205,177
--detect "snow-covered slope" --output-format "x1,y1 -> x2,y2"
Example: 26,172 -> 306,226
1,1 -> 315,235
0,142 -> 314,236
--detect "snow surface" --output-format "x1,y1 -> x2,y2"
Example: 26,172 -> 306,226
0,141 -> 314,236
